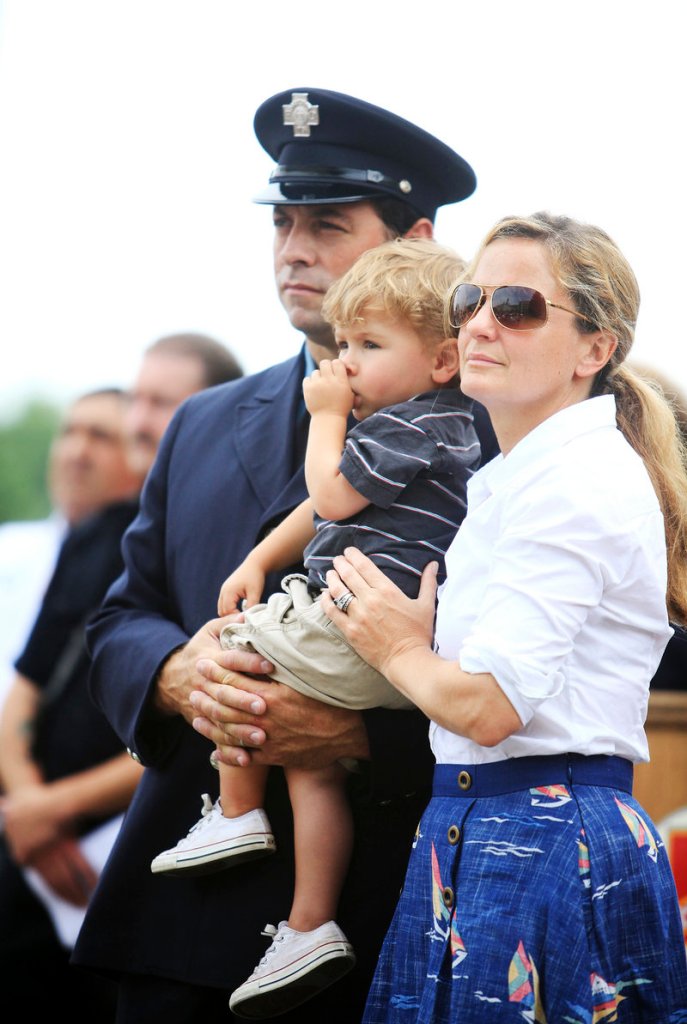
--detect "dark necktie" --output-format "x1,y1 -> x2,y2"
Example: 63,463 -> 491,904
291,406 -> 310,475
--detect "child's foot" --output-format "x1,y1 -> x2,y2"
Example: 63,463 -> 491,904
229,920 -> 356,1019
150,794 -> 276,876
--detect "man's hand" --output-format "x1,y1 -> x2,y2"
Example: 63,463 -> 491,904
1,784 -> 66,863
30,838 -> 99,907
190,647 -> 370,769
2,783 -> 97,904
153,615 -> 243,724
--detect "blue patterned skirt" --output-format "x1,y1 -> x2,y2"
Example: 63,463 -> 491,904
363,754 -> 687,1023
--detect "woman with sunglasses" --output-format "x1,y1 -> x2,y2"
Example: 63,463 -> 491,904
322,212 -> 687,1022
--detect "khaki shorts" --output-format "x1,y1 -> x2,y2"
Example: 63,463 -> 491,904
219,574 -> 413,711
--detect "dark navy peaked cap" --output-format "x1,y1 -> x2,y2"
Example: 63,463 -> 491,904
253,88 -> 476,221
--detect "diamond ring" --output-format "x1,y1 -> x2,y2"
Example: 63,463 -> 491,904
333,590 -> 355,614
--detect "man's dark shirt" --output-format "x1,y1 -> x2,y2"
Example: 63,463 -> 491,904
15,498 -> 139,795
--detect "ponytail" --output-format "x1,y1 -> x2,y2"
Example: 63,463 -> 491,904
608,366 -> 687,624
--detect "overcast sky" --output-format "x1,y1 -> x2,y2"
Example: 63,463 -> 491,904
0,0 -> 685,420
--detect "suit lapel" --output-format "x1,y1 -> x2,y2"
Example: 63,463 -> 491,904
234,350 -> 308,517
258,464 -> 308,536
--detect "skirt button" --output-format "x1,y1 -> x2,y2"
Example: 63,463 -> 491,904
448,825 -> 461,845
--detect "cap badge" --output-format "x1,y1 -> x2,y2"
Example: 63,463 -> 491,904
282,93 -> 320,137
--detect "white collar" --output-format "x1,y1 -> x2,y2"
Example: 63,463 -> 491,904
471,395 -> 617,501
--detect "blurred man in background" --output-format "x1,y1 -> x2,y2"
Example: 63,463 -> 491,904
0,388 -> 145,708
0,385 -> 145,1019
126,332 -> 244,477
0,335 -> 243,1021
0,333 -> 243,708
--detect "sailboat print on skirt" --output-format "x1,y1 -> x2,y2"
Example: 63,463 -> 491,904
614,797 -> 658,862
429,842 -> 467,973
508,939 -> 547,1023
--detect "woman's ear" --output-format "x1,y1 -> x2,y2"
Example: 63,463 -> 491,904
575,330 -> 618,381
431,338 -> 461,384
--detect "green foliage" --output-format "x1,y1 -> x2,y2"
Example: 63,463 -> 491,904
0,400 -> 62,523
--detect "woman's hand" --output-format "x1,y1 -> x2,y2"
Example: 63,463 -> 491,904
322,547 -> 438,679
322,547 -> 521,745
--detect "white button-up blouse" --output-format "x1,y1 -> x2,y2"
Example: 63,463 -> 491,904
431,395 -> 672,766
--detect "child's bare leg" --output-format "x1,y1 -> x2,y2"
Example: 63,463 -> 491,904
285,762 -> 353,931
219,762 -> 269,817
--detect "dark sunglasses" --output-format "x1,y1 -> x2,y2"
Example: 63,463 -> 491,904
449,283 -> 596,333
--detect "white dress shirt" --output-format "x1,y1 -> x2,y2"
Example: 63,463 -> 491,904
0,513 -> 66,707
431,395 -> 671,765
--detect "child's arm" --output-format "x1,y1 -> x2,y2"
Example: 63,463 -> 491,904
218,499 -> 317,614
303,359 -> 371,522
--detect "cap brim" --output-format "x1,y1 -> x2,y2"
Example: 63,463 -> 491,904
252,182 -> 388,207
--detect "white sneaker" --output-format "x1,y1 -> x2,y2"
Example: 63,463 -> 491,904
229,920 -> 356,1019
150,794 -> 276,876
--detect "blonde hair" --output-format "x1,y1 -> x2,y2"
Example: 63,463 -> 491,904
322,237 -> 465,346
467,212 -> 687,624
629,361 -> 687,447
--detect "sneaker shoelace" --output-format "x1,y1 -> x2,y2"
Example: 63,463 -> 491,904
250,923 -> 288,974
175,793 -> 220,847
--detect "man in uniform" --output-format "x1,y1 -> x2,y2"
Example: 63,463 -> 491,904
72,88 -> 497,1023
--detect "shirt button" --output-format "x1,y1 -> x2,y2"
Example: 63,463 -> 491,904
442,886 -> 454,909
127,747 -> 142,763
457,770 -> 472,791
448,825 -> 461,845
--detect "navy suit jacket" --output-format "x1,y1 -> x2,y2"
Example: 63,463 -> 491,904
73,350 -> 457,1018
